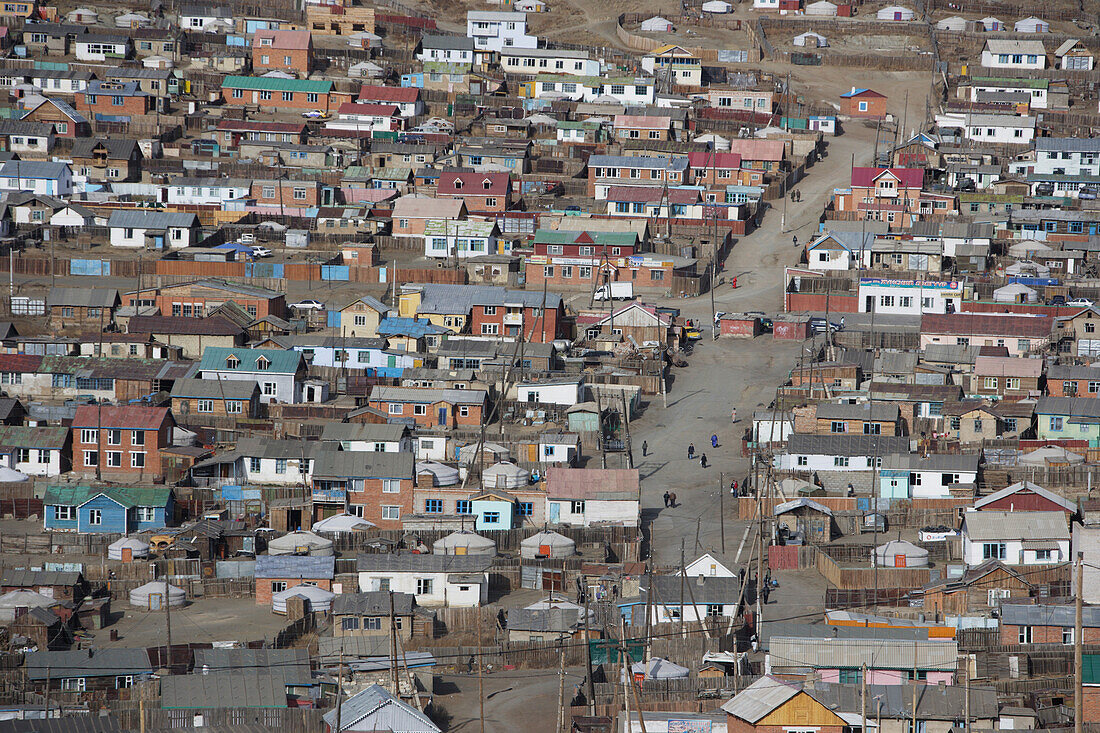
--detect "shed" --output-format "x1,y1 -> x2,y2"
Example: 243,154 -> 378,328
482,461 -> 530,489
566,402 -> 601,433
793,32 -> 828,48
129,580 -> 186,609
993,282 -> 1038,304
876,5 -> 915,20
267,530 -> 335,556
312,514 -> 376,534
521,530 -> 576,559
433,531 -> 498,556
804,0 -> 837,14
774,498 -> 836,544
639,16 -> 674,32
701,0 -> 732,12
416,461 -> 460,487
875,539 -> 930,567
108,537 -> 151,561
457,442 -> 511,465
272,584 -> 335,614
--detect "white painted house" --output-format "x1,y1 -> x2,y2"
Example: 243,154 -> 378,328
683,552 -> 736,578
320,422 -> 414,454
167,178 -> 251,206
858,278 -> 964,316
517,379 -> 584,406
980,39 -> 1047,70
774,434 -> 910,473
0,161 -> 73,197
500,48 -> 599,77
936,112 -> 1036,145
961,510 -> 1070,566
106,210 -> 200,250
545,467 -> 640,527
357,553 -> 490,607
466,11 -> 537,52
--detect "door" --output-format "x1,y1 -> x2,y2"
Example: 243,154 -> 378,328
121,547 -> 133,563
539,544 -> 552,556
438,407 -> 447,426
549,503 -> 560,523
894,11 -> 902,19
895,554 -> 907,568
865,296 -> 874,312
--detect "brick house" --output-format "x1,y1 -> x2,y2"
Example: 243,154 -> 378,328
468,289 -> 566,342
832,167 -> 927,226
368,386 -> 487,428
687,151 -> 744,187
122,278 -> 287,319
1047,364 -> 1100,397
920,313 -> 1053,356
75,81 -> 152,117
390,195 -> 466,237
840,87 -> 888,118
71,404 -> 174,482
971,355 -> 1042,399
586,154 -> 688,199
251,179 -> 324,208
252,29 -> 313,75
311,451 -> 415,528
221,76 -> 340,113
1000,604 -> 1100,645
254,555 -> 335,606
20,99 -> 91,138
210,119 -> 308,149
436,171 -> 512,213
612,114 -> 671,141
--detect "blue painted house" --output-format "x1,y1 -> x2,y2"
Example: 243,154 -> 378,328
470,489 -> 518,530
43,485 -> 173,533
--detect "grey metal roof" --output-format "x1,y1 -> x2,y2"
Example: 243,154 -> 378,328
316,635 -> 391,663
311,449 -> 415,480
1035,396 -> 1100,422
320,421 -> 409,443
880,453 -> 979,472
254,555 -> 335,580
47,287 -> 118,308
160,672 -> 288,709
170,378 -> 258,400
107,210 -> 198,230
815,402 -> 899,422
356,552 -> 491,573
644,575 -> 740,604
506,607 -> 580,632
759,622 -> 930,650
589,154 -> 688,170
331,591 -> 415,616
0,161 -> 69,179
371,385 -> 487,405
192,648 -> 312,686
420,35 -> 474,50
0,569 -> 81,587
322,684 -> 439,733
71,138 -> 138,159
962,510 -> 1070,542
785,434 -> 910,456
25,648 -> 153,680
813,681 -> 998,720
409,283 -> 561,314
0,715 -> 122,733
721,675 -> 802,722
1000,603 -> 1100,628
769,637 -> 958,671
1036,137 -> 1100,154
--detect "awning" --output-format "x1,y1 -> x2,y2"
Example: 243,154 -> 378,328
1022,540 -> 1060,550
448,573 -> 485,584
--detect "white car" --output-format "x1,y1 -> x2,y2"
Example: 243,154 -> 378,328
250,246 -> 272,258
301,109 -> 329,119
1067,298 -> 1094,308
292,299 -> 326,311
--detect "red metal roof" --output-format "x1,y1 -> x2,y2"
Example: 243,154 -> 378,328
337,102 -> 400,116
850,167 -> 924,188
606,185 -> 699,204
687,151 -> 743,169
73,404 -> 171,430
215,119 -> 307,134
545,467 -> 639,499
920,313 -> 1053,339
0,354 -> 42,373
357,84 -> 419,104
437,171 -> 510,196
254,29 -> 312,49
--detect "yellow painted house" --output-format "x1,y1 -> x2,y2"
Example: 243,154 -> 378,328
338,295 -> 389,338
397,289 -> 469,333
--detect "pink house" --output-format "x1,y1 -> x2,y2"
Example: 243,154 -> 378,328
766,636 -> 957,685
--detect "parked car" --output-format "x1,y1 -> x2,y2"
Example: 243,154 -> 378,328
292,299 -> 326,311
1067,298 -> 1094,308
1080,186 -> 1099,200
301,109 -> 329,119
250,246 -> 272,258
1050,295 -> 1066,306
809,317 -> 842,334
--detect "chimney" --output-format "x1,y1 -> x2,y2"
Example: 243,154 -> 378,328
851,86 -> 857,94
696,575 -> 705,586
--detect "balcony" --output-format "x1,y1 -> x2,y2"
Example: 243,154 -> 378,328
312,488 -> 346,503
503,312 -> 524,326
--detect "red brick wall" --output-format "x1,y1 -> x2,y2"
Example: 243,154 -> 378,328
1000,624 -> 1100,646
256,577 -> 333,605
774,321 -> 810,340
469,305 -> 562,342
253,46 -> 312,74
843,96 -> 887,118
348,479 -> 415,529
76,95 -> 150,117
367,400 -> 483,428
73,423 -> 167,482
222,88 -> 332,112
524,262 -> 673,292
1083,686 -> 1100,723
1048,378 -> 1100,397
442,193 -> 510,213
251,181 -> 322,207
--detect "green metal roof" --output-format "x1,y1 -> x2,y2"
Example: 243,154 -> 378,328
0,425 -> 68,448
969,76 -> 1049,89
424,219 -> 497,237
221,75 -> 333,94
43,485 -> 171,508
533,229 -> 638,246
198,346 -> 303,374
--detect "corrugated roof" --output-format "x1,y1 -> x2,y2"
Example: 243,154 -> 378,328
42,485 -> 171,509
0,425 -> 68,449
356,552 -> 491,573
26,648 -> 152,680
721,675 -> 802,722
312,449 -> 414,479
72,404 -> 170,431
106,210 -> 198,230
815,402 -> 899,421
546,467 -> 639,500
221,75 -> 332,93
962,510 -> 1069,542
371,385 -> 486,405
192,648 -> 311,686
128,315 -> 243,336
507,607 -> 580,632
0,569 -> 81,587
331,591 -> 415,616
170,377 -> 258,400
973,481 -> 1075,512
254,555 -> 335,580
785,433 -> 910,456
198,346 -> 303,374
769,637 -> 958,671
160,671 -> 288,709
921,313 -> 1052,338
322,684 -> 439,733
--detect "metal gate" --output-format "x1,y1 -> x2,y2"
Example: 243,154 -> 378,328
520,565 -> 540,589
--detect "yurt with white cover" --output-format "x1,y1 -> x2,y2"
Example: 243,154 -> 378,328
0,591 -> 56,622
129,581 -> 186,609
416,461 -> 460,486
701,1 -> 732,12
482,461 -> 530,489
433,531 -> 497,556
312,514 -> 375,535
521,530 -> 576,559
272,584 -> 335,614
267,531 -> 334,556
108,537 -> 151,561
874,539 -> 930,567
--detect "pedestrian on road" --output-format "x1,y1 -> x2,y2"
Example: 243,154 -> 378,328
663,491 -> 671,508
688,442 -> 696,459
642,440 -> 648,456
739,567 -> 745,585
792,235 -> 798,247
668,492 -> 677,508
700,453 -> 708,469
711,434 -> 718,448
730,407 -> 738,423
731,479 -> 739,496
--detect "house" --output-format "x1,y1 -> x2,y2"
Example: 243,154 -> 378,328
975,481 -> 1075,516
332,591 -> 415,638
466,10 -> 537,52
47,287 -> 119,332
436,171 -> 511,213
70,138 -> 142,183
122,279 -> 287,319
684,552 -> 736,577
919,313 -> 1052,356
423,219 -> 500,260
634,574 -> 739,625
337,295 -> 390,339
0,161 -> 72,197
640,45 -> 702,87
357,552 -> 490,607
506,607 -> 582,643
936,112 -> 1036,145
252,29 -> 313,75
19,98 -> 90,138
71,404 -> 174,482
1054,39 -> 1094,70
356,84 -> 423,118
811,402 -> 900,436
311,450 -> 416,527
390,196 -> 465,238
106,210 -> 200,250
0,568 -> 86,602
960,510 -> 1070,566
73,34 -> 130,62
832,167 -> 927,225
179,3 -> 234,30
43,485 -> 173,534
980,40 -> 1047,70
367,386 -> 487,428
578,303 -> 674,346
323,685 -> 440,733
160,671 -> 293,724
1035,396 -> 1100,441
545,468 -> 640,527
127,315 -> 246,358
839,88 -> 887,118
417,35 -> 475,66
1047,364 -> 1100,397
1001,604 -> 1100,646
766,636 -> 958,684
198,347 -> 306,405
922,560 -> 1033,614
221,76 -> 337,112
210,119 -> 308,149
254,555 -> 335,605
75,81 -> 152,117
587,154 -> 688,199
500,47 -> 598,77
878,453 -> 979,499
774,434 -> 909,473
0,425 -> 69,476
969,355 -> 1042,399
25,648 -> 154,694
170,378 -> 262,421
0,119 -> 55,157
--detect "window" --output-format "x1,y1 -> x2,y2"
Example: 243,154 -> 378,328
250,457 -> 262,473
84,450 -> 98,467
983,542 -> 1007,560
797,456 -> 808,466
456,500 -> 472,514
425,499 -> 443,513
55,505 -> 74,521
1035,549 -> 1053,561
197,399 -> 215,413
416,578 -> 433,594
382,479 -> 400,493
61,678 -> 85,691
864,423 -> 881,435
88,509 -> 103,525
275,459 -> 287,474
834,457 -> 849,467
1063,381 -> 1078,396
839,668 -> 862,684
518,502 -> 533,516
1064,627 -> 1074,645
1018,626 -> 1032,644
706,604 -> 724,617
341,617 -> 360,631
364,617 -> 382,630
388,403 -> 403,415
1005,378 -> 1020,391
830,421 -> 847,433
271,581 -> 288,594
115,676 -> 134,689
1050,417 -> 1064,431
80,429 -> 98,444
570,500 -> 585,514
381,505 -> 400,520
1017,339 -> 1030,352
413,404 -> 427,416
483,511 -> 500,524
106,451 -> 122,468
136,506 -> 155,522
263,382 -> 277,397
226,401 -> 243,414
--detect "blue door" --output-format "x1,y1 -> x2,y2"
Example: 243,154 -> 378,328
438,407 -> 447,426
549,502 -> 560,523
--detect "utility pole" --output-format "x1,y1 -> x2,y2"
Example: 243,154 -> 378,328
1076,552 -> 1084,733
861,663 -> 867,733
678,539 -> 686,637
478,616 -> 485,733
584,591 -> 595,715
389,591 -> 400,695
911,651 -> 918,733
719,471 -> 726,553
164,570 -> 172,671
557,643 -> 567,733
964,656 -> 971,733
334,655 -> 344,733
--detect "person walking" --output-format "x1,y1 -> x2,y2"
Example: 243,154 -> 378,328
642,440 -> 648,456
730,407 -> 738,423
688,443 -> 696,460
711,434 -> 718,448
700,453 -> 708,469
731,479 -> 739,497
663,491 -> 671,508
668,492 -> 677,508
792,235 -> 798,247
